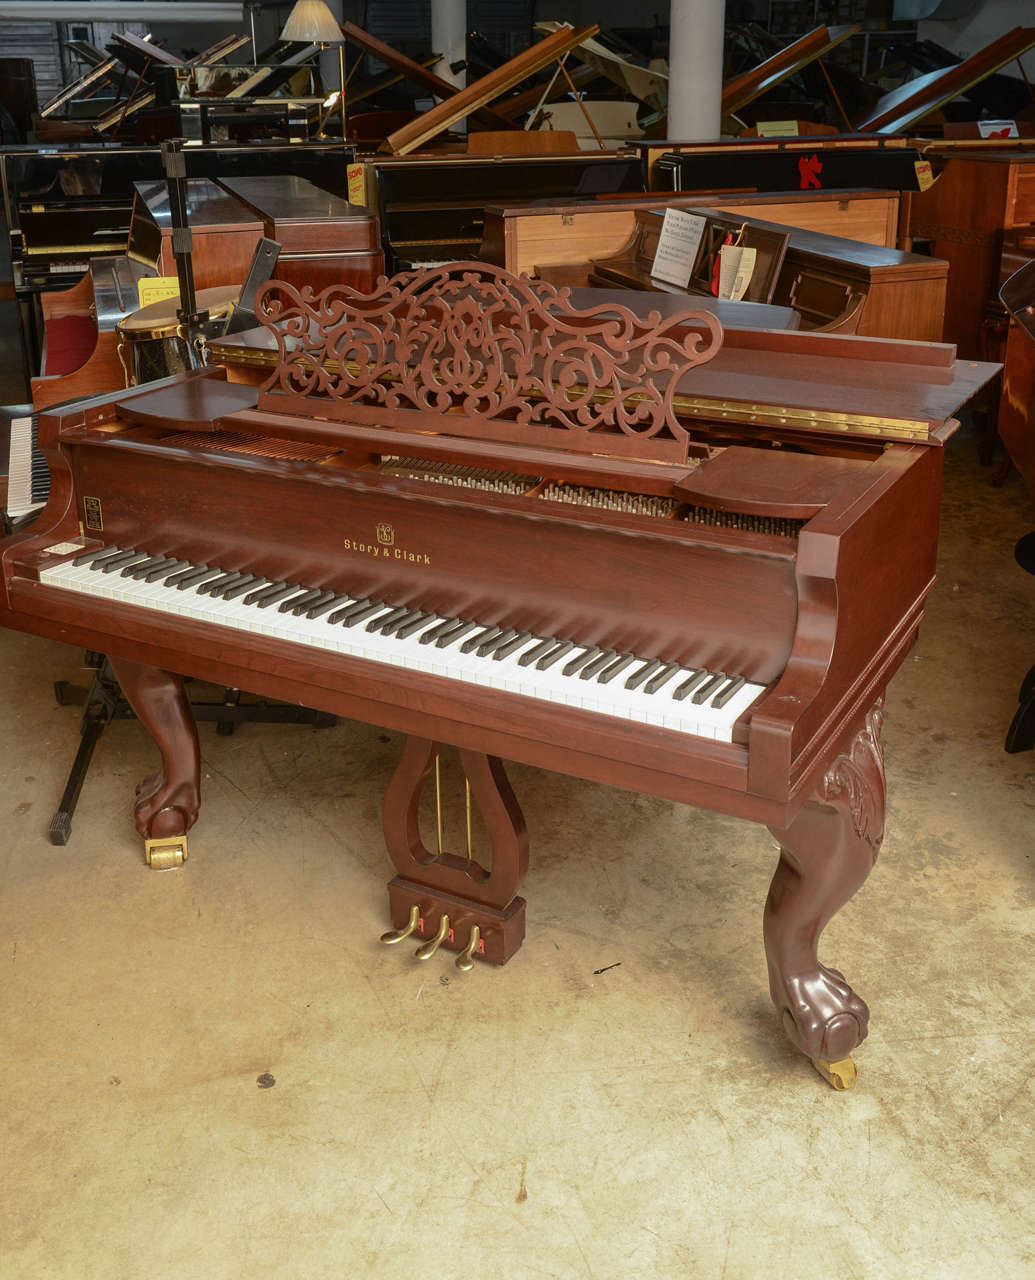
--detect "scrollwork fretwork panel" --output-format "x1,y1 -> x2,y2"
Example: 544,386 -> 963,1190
253,263 -> 724,463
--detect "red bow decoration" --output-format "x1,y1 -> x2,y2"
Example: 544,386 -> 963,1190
798,153 -> 823,189
711,231 -> 733,295
989,126 -> 1013,138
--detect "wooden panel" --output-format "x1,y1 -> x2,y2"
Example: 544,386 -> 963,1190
1010,164 -> 1035,225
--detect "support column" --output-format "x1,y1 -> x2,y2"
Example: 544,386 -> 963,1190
431,0 -> 467,90
667,0 -> 726,142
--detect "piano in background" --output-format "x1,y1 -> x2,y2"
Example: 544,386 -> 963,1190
27,174 -> 380,409
0,262 -> 998,1088
0,140 -> 358,382
359,152 -> 643,273
479,187 -> 909,285
536,206 -> 948,341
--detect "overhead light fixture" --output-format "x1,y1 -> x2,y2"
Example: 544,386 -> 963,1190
280,0 -> 347,141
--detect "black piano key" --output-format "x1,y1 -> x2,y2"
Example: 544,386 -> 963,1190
625,658 -> 662,691
436,620 -> 479,649
278,587 -> 323,614
493,631 -> 534,660
562,647 -> 602,677
518,637 -> 557,667
643,663 -> 679,695
243,580 -> 287,605
327,596 -> 371,624
307,592 -> 352,620
395,611 -> 435,639
366,605 -> 410,633
221,576 -> 262,601
711,675 -> 746,709
197,571 -> 240,596
691,672 -> 727,705
73,545 -> 123,567
128,556 -> 177,580
206,573 -> 250,598
461,626 -> 501,655
119,554 -> 163,578
145,559 -> 190,582
596,653 -> 636,685
293,590 -> 335,617
536,640 -> 575,671
380,609 -> 424,637
672,670 -> 709,702
339,600 -> 386,627
163,563 -> 208,587
259,583 -> 304,610
99,549 -> 143,573
419,617 -> 460,645
175,567 -> 223,591
477,628 -> 519,657
579,649 -> 618,680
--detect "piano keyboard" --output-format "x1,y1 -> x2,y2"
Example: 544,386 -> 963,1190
4,410 -> 47,522
39,546 -> 767,742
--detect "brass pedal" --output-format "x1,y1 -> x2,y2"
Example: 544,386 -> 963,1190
415,914 -> 449,961
380,904 -> 420,946
455,924 -> 482,972
144,833 -> 188,871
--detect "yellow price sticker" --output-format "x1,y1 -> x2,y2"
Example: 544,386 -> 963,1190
137,276 -> 181,308
347,162 -> 365,206
914,160 -> 935,192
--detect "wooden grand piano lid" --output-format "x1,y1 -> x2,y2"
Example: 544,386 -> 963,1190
114,377 -> 258,431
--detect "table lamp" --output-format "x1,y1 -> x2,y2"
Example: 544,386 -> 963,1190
279,0 -> 347,141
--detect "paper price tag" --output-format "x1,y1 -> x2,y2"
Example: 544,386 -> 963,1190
913,160 -> 935,191
137,276 -> 181,308
757,119 -> 799,138
650,208 -> 706,288
978,119 -> 1018,138
717,245 -> 756,301
347,163 -> 366,206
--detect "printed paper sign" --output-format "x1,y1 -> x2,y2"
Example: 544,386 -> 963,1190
978,120 -> 1018,138
757,120 -> 799,138
137,276 -> 180,308
347,163 -> 366,205
650,208 -> 706,288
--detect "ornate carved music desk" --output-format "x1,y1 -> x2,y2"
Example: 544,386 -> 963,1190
0,264 -> 998,1088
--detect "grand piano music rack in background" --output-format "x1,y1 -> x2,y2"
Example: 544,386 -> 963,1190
0,263 -> 998,1088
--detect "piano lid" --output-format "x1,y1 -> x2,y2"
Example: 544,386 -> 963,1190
854,26 -> 1035,133
722,25 -> 858,117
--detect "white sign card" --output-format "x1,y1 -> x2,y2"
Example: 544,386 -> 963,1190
977,120 -> 1019,138
717,245 -> 757,301
650,209 -> 707,288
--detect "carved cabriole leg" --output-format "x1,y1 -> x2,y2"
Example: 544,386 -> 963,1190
107,656 -> 201,869
764,698 -> 886,1088
382,736 -> 528,965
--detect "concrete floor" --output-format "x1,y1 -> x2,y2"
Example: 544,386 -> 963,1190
2,421 -> 1034,1279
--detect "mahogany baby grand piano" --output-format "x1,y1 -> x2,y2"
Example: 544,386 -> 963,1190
0,264 -> 996,1088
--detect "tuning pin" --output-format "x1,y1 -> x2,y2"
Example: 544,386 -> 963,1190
415,913 -> 449,961
380,904 -> 420,946
455,924 -> 481,973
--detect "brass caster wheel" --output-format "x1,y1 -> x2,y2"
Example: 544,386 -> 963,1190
812,1056 -> 857,1091
144,834 -> 188,871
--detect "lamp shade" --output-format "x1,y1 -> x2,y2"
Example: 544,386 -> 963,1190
280,0 -> 343,44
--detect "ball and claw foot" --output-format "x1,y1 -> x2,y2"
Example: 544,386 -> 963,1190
774,965 -> 869,1091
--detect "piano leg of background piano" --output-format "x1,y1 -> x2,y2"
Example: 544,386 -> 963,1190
107,656 -> 200,870
764,699 -> 886,1090
381,737 -> 528,969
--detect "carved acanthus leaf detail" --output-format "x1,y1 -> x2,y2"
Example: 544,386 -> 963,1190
821,699 -> 886,855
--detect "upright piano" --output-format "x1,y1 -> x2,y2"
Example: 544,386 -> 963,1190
0,263 -> 996,1088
